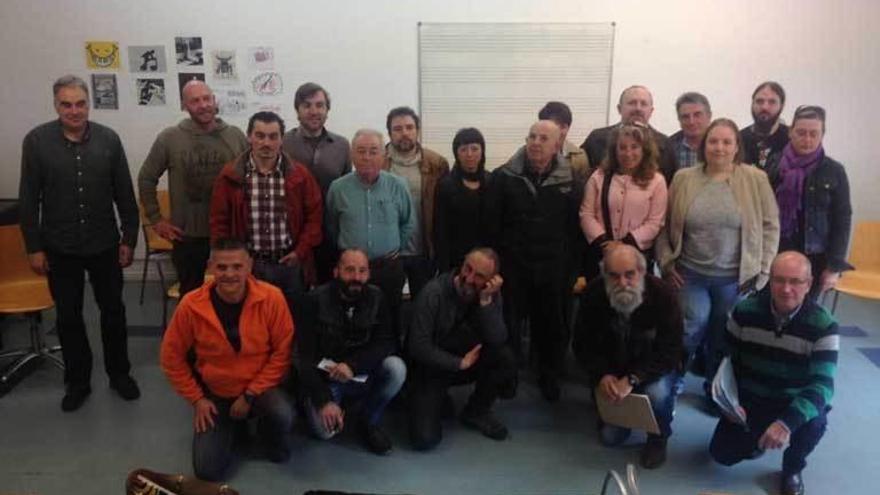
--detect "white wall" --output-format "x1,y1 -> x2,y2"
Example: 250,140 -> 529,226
2,0 -> 878,225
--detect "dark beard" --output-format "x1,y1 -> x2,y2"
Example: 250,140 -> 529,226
338,280 -> 365,301
454,277 -> 479,303
751,108 -> 782,136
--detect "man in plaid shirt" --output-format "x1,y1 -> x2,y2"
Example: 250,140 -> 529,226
210,111 -> 323,319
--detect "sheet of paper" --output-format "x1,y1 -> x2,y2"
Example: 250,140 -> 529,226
596,392 -> 660,435
317,358 -> 368,383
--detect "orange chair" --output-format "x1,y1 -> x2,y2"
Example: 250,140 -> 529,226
0,225 -> 63,394
138,190 -> 173,305
830,221 -> 880,313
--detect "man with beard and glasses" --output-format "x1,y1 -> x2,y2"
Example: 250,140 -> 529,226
139,80 -> 248,298
407,248 -> 517,450
293,248 -> 406,455
741,81 -> 789,169
160,239 -> 295,481
210,111 -> 323,317
572,245 -> 683,469
382,106 -> 450,298
580,85 -> 679,184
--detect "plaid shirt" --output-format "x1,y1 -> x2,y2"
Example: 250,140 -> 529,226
674,136 -> 699,170
245,154 -> 292,254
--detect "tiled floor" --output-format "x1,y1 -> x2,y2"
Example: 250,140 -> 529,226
1,283 -> 878,494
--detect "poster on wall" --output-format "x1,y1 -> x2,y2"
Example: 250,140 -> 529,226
175,36 -> 203,66
211,50 -> 238,82
129,46 -> 167,73
91,74 -> 118,109
247,46 -> 274,70
85,41 -> 120,69
136,79 -> 166,106
177,72 -> 205,108
251,71 -> 283,97
216,89 -> 247,116
252,101 -> 283,114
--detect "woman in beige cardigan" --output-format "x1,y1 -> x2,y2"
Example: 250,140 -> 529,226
655,118 -> 779,396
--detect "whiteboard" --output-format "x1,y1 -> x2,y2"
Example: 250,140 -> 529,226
418,22 -> 615,169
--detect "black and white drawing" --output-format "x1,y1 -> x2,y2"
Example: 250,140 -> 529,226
247,46 -> 274,70
136,78 -> 166,106
217,89 -> 247,116
129,45 -> 167,73
175,36 -> 203,66
91,74 -> 118,110
211,50 -> 238,82
251,71 -> 283,97
177,72 -> 206,109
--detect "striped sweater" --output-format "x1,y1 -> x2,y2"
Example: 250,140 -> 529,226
727,289 -> 838,431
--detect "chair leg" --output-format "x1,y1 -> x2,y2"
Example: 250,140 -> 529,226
140,249 -> 151,305
156,257 -> 166,306
831,290 -> 840,315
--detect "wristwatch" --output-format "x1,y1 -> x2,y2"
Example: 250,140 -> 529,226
627,374 -> 640,387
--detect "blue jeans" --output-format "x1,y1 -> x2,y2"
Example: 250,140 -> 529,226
252,260 -> 304,318
192,387 -> 294,481
597,372 -> 678,444
305,356 -> 406,438
678,266 -> 739,389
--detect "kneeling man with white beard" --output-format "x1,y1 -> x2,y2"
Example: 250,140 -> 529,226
573,244 -> 683,469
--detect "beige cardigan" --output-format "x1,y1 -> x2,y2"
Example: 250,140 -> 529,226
655,164 -> 780,288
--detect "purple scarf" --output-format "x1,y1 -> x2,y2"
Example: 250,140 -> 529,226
776,143 -> 824,238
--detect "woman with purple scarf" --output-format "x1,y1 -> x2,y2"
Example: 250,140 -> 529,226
766,106 -> 853,298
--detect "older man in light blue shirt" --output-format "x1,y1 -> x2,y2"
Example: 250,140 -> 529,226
326,129 -> 415,344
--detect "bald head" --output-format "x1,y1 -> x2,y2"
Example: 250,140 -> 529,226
525,120 -> 561,171
181,80 -> 217,130
618,85 -> 654,125
769,251 -> 813,314
771,251 -> 812,280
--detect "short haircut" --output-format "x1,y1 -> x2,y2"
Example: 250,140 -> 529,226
452,127 -> 486,168
294,82 -> 330,110
464,247 -> 500,276
210,238 -> 249,257
53,74 -> 89,99
247,111 -> 285,135
697,118 -> 745,165
675,91 -> 711,114
386,106 -> 420,134
792,105 -> 827,132
352,128 -> 384,148
618,85 -> 651,105
337,248 -> 370,267
752,81 -> 786,106
602,124 -> 659,188
538,101 -> 573,127
771,251 -> 813,279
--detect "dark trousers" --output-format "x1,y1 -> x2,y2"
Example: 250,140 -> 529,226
192,387 -> 294,481
313,237 -> 339,286
502,258 -> 568,378
252,260 -> 303,322
369,256 -> 406,346
172,237 -> 211,298
709,401 -> 828,476
402,254 -> 435,299
46,246 -> 130,388
409,345 -> 516,451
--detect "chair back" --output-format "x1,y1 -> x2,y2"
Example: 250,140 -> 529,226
0,225 -> 54,313
139,190 -> 173,251
847,221 -> 880,271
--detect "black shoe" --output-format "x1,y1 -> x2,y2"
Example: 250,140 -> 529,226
639,437 -> 668,469
440,392 -> 456,420
110,375 -> 141,401
538,374 -> 561,403
267,445 -> 291,463
61,385 -> 92,412
460,409 -> 508,441
781,472 -> 804,495
360,422 -> 392,455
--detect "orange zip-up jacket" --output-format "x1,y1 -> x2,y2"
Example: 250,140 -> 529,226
160,276 -> 294,403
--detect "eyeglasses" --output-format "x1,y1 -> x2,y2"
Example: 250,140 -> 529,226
770,276 -> 810,287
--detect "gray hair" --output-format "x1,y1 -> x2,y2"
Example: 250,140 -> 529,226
675,91 -> 711,114
352,128 -> 385,148
599,244 -> 647,275
53,74 -> 89,99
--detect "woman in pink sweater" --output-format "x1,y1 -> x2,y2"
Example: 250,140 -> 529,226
579,124 -> 668,280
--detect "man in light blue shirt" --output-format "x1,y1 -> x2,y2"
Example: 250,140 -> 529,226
326,129 -> 415,344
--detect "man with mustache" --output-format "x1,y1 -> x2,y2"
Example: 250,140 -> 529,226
210,111 -> 323,316
282,82 -> 351,283
572,244 -> 683,469
294,248 -> 405,455
139,80 -> 248,298
580,85 -> 679,183
741,81 -> 789,169
407,248 -> 516,450
160,239 -> 295,481
484,120 -> 580,402
382,106 -> 450,297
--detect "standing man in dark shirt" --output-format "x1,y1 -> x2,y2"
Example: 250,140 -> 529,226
741,81 -> 789,169
282,82 -> 351,283
19,74 -> 141,411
